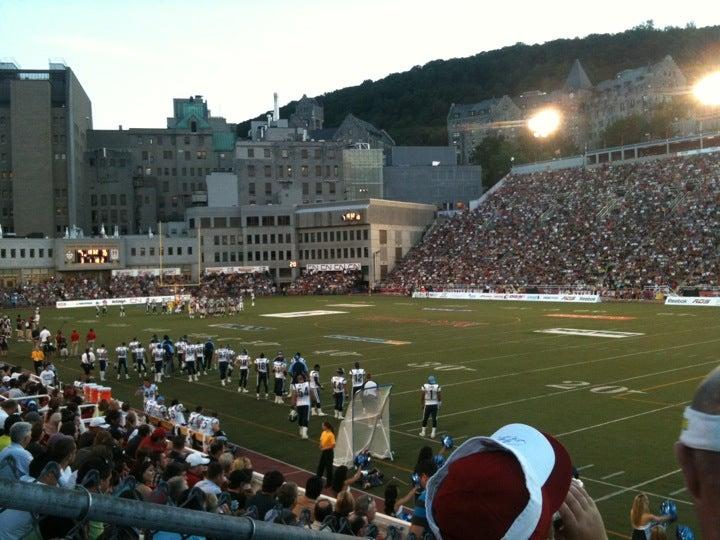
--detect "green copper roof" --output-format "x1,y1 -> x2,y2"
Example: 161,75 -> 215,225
213,131 -> 236,151
173,101 -> 211,129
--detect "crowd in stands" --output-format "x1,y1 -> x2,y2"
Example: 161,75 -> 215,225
287,271 -> 365,296
0,272 -> 276,308
385,153 -> 720,296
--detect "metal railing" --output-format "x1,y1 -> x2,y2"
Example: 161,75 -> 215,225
0,479 -> 347,539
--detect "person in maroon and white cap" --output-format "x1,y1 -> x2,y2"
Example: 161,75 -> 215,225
424,423 -> 607,540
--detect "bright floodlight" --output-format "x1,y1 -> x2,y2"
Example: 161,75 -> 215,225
528,108 -> 561,138
693,72 -> 720,106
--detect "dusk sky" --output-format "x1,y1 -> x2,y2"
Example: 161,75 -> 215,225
1,0 -> 718,129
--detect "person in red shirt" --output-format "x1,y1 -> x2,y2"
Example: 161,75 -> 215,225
70,329 -> 80,356
86,328 -> 97,348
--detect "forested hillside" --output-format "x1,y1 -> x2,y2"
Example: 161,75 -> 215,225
238,22 -> 720,146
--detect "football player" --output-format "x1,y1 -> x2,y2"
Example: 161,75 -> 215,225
96,343 -> 109,382
350,362 -> 365,396
168,400 -> 187,426
255,353 -> 269,400
310,364 -> 326,416
420,375 -> 442,438
217,343 -> 234,386
115,341 -> 129,380
272,353 -> 287,404
152,342 -> 165,383
185,340 -> 198,382
292,373 -> 312,439
331,368 -> 347,419
236,348 -> 250,393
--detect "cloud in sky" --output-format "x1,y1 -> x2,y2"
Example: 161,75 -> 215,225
1,0 -> 718,130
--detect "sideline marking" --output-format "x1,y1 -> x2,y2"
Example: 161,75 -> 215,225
576,464 -> 595,471
325,335 -> 411,346
669,487 -> 687,496
593,469 -> 682,503
546,314 -> 635,321
208,323 -> 274,331
601,471 -> 625,480
556,402 -> 688,437
535,328 -> 644,338
583,476 -> 691,506
327,303 -> 373,308
262,310 -> 347,318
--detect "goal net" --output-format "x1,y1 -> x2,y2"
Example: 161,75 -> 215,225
334,384 -> 393,467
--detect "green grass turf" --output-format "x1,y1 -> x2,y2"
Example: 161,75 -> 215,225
4,295 -> 716,535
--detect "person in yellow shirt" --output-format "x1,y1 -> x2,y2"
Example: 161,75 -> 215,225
31,346 -> 45,376
317,421 -> 336,488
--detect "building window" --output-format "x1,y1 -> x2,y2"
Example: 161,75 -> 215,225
263,148 -> 271,158
214,235 -> 220,246
277,165 -> 283,178
214,252 -> 220,262
248,182 -> 255,195
247,165 -> 255,177
302,183 -> 309,195
315,183 -> 322,195
281,149 -> 289,158
329,182 -> 336,195
334,165 -> 339,176
262,216 -> 275,226
246,216 -> 259,227
287,166 -> 292,177
314,149 -> 321,159
315,165 -> 321,177
264,165 -> 271,177
364,247 -> 369,257
247,148 -> 255,158
278,215 -> 290,226
265,182 -> 272,196
301,165 -> 309,177
363,229 -> 369,240
379,229 -> 387,244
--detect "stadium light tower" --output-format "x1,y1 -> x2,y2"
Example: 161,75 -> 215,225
527,108 -> 562,138
693,71 -> 720,107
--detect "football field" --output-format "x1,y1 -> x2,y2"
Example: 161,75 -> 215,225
5,295 -> 717,535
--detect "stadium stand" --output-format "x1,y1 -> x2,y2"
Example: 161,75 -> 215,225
287,270 -> 365,296
383,153 -> 720,298
0,360 -> 411,538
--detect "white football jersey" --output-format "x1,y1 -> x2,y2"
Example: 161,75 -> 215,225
293,382 -> 311,407
255,357 -> 268,373
350,368 -> 365,388
185,345 -> 196,361
188,412 -> 202,430
198,415 -> 219,436
236,354 -> 250,369
134,346 -> 146,360
40,369 -> 55,387
175,341 -> 186,354
168,406 -> 187,426
331,376 -> 346,394
96,347 -> 108,362
142,384 -> 158,401
422,383 -> 441,405
115,345 -> 129,359
129,340 -> 139,351
272,360 -> 286,379
309,370 -> 320,389
153,346 -> 165,362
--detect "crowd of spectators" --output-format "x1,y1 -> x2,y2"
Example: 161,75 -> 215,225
385,154 -> 720,296
0,272 -> 277,308
287,271 -> 365,296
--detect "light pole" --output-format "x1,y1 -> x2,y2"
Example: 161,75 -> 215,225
370,249 -> 381,295
693,71 -> 720,150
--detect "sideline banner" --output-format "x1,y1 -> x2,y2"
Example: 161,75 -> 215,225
56,295 -> 191,309
204,266 -> 269,275
411,291 -> 600,303
111,268 -> 181,277
306,263 -> 361,272
664,296 -> 720,307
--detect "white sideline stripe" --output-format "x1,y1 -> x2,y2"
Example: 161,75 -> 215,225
593,469 -> 682,503
601,470 -> 625,480
669,487 -> 688,496
391,337 -> 720,395
394,361 -> 712,426
576,464 -> 595,471
556,401 -> 689,437
583,476 -> 692,505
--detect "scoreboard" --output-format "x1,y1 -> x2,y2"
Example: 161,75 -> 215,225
64,247 -> 120,266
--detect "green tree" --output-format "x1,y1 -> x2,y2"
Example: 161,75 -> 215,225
470,135 -> 518,189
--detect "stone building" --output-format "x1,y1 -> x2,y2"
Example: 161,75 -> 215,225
0,61 -> 92,236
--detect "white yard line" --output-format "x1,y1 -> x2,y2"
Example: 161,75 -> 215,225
669,487 -> 688,496
600,471 -> 625,480
593,469 -> 682,503
583,476 -> 691,505
392,337 -> 720,395
394,360 -> 711,426
576,464 -> 595,471
556,401 -> 688,437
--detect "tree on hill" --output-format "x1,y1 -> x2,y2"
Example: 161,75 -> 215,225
238,24 -> 720,146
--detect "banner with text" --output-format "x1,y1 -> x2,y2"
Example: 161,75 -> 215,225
111,268 -> 181,277
306,263 -> 362,272
411,291 -> 600,303
204,266 -> 269,275
664,296 -> 720,307
56,295 -> 191,309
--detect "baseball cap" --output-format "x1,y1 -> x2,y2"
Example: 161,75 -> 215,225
1,376 -> 10,383
186,453 -> 210,467
425,423 -> 572,540
89,416 -> 109,429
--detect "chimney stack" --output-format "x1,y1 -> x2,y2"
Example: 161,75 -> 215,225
273,92 -> 279,122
